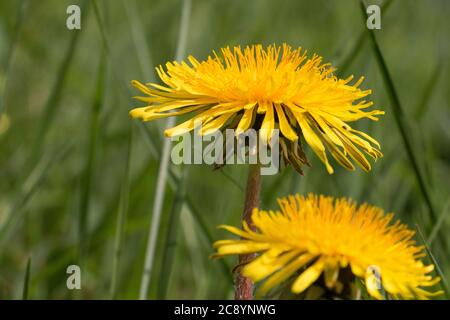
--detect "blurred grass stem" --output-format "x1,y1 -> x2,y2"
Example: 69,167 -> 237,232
0,0 -> 29,117
139,0 -> 191,300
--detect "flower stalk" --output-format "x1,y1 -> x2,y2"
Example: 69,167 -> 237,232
235,164 -> 261,300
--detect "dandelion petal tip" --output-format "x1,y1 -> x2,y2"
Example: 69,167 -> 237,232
129,108 -> 144,119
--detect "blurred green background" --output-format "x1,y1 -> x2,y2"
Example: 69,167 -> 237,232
0,0 -> 449,299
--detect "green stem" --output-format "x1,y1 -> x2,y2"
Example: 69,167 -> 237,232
235,164 -> 261,300
22,256 -> 31,300
138,0 -> 192,300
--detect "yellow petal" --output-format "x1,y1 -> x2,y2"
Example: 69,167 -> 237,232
284,102 -> 306,113
258,253 -> 316,296
130,105 -> 207,121
132,80 -> 199,100
350,263 -> 365,278
164,116 -> 204,137
295,113 -> 334,174
217,224 -> 254,240
236,107 -> 256,135
335,130 -> 371,172
164,105 -> 241,136
129,107 -> 148,119
259,102 -> 275,144
131,80 -> 153,95
415,288 -> 444,299
243,249 -> 301,282
291,257 -> 325,294
274,103 -> 298,141
212,240 -> 271,257
319,129 -> 355,171
309,113 -> 343,147
350,128 -> 381,149
257,101 -> 268,114
200,113 -> 235,135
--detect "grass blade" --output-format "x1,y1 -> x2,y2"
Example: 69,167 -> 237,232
92,0 -> 162,159
22,256 -> 31,300
110,125 -> 133,299
134,119 -> 233,285
92,0 -> 110,54
0,143 -> 72,251
135,122 -> 161,158
414,61 -> 442,119
31,0 -> 89,159
157,169 -> 186,299
0,0 -> 30,116
123,0 -> 154,81
184,195 -> 233,286
360,1 -> 439,225
427,200 -> 450,246
91,0 -> 232,293
335,0 -> 392,77
138,122 -> 177,300
416,224 -> 450,299
219,169 -> 244,192
139,0 -> 192,300
78,58 -> 105,261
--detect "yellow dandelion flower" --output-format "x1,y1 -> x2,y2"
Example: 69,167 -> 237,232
212,194 -> 442,300
130,44 -> 384,174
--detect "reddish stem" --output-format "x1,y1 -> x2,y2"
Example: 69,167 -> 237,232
235,164 -> 261,300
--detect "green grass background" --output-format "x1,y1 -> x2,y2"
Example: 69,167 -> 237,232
0,0 -> 449,299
